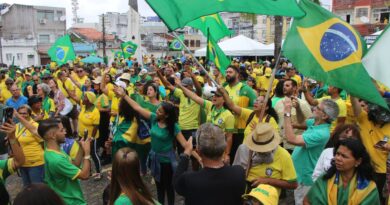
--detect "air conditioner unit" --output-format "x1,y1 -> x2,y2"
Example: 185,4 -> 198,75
39,19 -> 47,24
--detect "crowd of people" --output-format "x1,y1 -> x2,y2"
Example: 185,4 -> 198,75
0,55 -> 390,205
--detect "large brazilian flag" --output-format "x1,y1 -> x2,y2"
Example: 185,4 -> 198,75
283,0 -> 387,108
48,35 -> 76,66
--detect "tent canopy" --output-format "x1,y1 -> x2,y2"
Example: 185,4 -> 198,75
194,35 -> 274,56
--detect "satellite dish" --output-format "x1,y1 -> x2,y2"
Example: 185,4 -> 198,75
60,16 -> 66,22
360,16 -> 369,23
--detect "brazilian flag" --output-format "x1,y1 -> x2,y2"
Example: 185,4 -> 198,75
169,35 -> 184,51
187,14 -> 232,41
48,35 -> 76,66
283,0 -> 387,108
121,41 -> 138,58
206,31 -> 230,76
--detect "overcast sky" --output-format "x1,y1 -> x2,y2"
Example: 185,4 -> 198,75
3,0 -> 156,28
4,0 -> 332,28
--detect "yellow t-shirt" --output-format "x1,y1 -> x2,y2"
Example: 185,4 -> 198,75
74,75 -> 88,100
95,94 -> 110,110
106,83 -> 115,101
16,76 -> 23,88
256,76 -> 279,96
16,120 -> 44,167
32,109 -> 49,120
240,108 -> 280,140
110,96 -> 120,122
78,106 -> 100,139
203,100 -> 235,132
0,88 -> 11,103
58,78 -> 77,105
109,67 -> 117,76
357,111 -> 390,173
247,146 -> 297,194
174,88 -> 200,130
318,96 -> 347,132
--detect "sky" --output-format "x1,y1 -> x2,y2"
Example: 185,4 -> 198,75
2,0 -> 156,28
3,0 -> 332,28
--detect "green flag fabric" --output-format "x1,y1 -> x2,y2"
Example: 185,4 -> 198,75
169,35 -> 184,51
207,32 -> 230,76
187,14 -> 232,41
283,0 -> 387,108
48,35 -> 76,66
121,41 -> 138,58
146,0 -> 304,31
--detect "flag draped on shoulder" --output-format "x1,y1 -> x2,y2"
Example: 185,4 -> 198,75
169,34 -> 184,51
121,41 -> 138,58
48,35 -> 76,66
283,0 -> 387,108
187,14 -> 232,41
146,0 -> 305,31
362,24 -> 390,89
207,32 -> 230,76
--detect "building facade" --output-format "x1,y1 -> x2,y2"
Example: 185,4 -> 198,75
333,0 -> 389,35
0,3 -> 66,66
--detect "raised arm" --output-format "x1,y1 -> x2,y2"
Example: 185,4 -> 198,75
14,111 -> 39,137
114,86 -> 152,120
283,98 -> 305,146
350,96 -> 362,118
175,78 -> 204,106
302,81 -> 319,106
156,67 -> 175,91
0,122 -> 25,168
218,85 -> 242,115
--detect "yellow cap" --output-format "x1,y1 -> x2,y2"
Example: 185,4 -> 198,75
196,76 -> 204,84
243,185 -> 279,205
264,67 -> 272,77
84,91 -> 96,104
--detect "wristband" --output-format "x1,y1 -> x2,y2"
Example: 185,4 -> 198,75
284,113 -> 291,117
84,155 -> 91,160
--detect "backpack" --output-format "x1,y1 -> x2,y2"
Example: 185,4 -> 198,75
137,116 -> 151,140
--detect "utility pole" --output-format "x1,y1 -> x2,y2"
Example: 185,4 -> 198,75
102,14 -> 106,60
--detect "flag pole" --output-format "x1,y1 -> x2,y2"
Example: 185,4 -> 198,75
171,32 -> 219,86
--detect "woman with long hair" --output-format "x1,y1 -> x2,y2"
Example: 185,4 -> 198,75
114,86 -> 198,205
304,138 -> 380,204
109,147 -> 156,205
175,78 -> 235,164
312,124 -> 361,181
111,96 -> 151,175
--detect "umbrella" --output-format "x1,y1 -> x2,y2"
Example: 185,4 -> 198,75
81,55 -> 103,64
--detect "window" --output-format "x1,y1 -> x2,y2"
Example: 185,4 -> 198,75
57,10 -> 63,19
356,8 -> 369,17
6,53 -> 12,61
37,10 -> 55,21
17,53 -> 23,61
184,40 -> 189,46
39,34 -> 50,43
195,40 -> 200,47
190,40 -> 195,47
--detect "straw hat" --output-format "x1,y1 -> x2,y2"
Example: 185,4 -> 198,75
244,123 -> 280,153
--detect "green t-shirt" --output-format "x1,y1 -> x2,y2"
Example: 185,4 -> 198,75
173,88 -> 200,130
292,119 -> 330,186
150,113 -> 180,162
114,194 -> 161,205
0,159 -> 14,184
44,149 -> 86,205
130,75 -> 140,84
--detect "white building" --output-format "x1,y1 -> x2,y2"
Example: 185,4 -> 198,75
98,12 -> 128,39
1,38 -> 39,67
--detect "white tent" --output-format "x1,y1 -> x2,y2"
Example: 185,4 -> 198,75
194,35 -> 274,56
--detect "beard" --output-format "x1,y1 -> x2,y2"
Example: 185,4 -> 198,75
226,75 -> 236,84
252,149 -> 276,165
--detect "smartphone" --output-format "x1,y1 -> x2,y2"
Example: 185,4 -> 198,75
375,140 -> 387,148
83,129 -> 88,141
1,107 -> 13,124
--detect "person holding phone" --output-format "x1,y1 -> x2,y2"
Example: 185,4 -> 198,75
14,105 -> 43,186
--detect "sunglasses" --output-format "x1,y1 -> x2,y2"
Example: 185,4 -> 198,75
5,83 -> 13,85
76,70 -> 83,73
41,77 -> 50,80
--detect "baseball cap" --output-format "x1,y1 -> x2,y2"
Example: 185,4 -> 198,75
264,67 -> 272,77
181,77 -> 193,87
